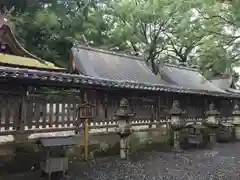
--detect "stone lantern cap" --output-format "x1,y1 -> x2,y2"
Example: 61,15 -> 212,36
233,103 -> 240,115
168,100 -> 185,115
205,103 -> 220,116
115,98 -> 135,118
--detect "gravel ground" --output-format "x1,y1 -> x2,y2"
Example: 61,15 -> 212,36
2,142 -> 240,180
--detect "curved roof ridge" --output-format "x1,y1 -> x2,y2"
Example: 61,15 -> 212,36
73,44 -> 145,62
163,63 -> 200,72
74,44 -> 202,73
1,25 -> 48,64
71,46 -> 170,85
0,15 -> 59,68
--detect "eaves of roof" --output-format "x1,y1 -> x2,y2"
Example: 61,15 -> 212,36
0,66 -> 238,98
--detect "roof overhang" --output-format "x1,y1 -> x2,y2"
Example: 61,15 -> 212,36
0,65 -> 239,98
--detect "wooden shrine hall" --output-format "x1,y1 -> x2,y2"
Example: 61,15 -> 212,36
0,12 -> 240,148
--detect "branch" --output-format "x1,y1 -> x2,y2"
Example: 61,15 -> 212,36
140,22 -> 148,44
130,41 -> 138,53
168,39 -> 186,61
155,8 -> 177,36
196,8 -> 236,26
231,53 -> 240,63
165,54 -> 182,62
156,44 -> 168,54
162,32 -> 186,61
207,30 -> 240,39
183,46 -> 194,60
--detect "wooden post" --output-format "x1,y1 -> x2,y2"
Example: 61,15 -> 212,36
78,92 -> 95,161
15,94 -> 28,143
19,96 -> 27,133
84,118 -> 89,161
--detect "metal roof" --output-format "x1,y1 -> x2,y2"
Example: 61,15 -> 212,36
227,88 -> 240,94
210,77 -> 232,90
72,45 -> 232,97
72,46 -> 170,86
161,64 -> 226,93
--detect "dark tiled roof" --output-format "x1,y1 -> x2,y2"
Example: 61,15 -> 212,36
72,45 -> 228,95
0,65 -> 238,98
0,66 -> 188,92
72,45 -> 170,86
210,77 -> 232,90
226,88 -> 240,97
161,64 -> 226,93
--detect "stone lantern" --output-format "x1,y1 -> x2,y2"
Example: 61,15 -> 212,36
203,102 -> 219,146
169,100 -> 185,152
232,102 -> 240,140
115,98 -> 135,160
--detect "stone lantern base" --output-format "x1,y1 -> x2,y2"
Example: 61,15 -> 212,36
208,130 -> 216,148
232,103 -> 240,140
119,135 -> 130,160
233,117 -> 240,140
172,130 -> 183,153
233,126 -> 240,140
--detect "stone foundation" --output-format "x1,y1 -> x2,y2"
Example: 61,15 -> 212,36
234,126 -> 240,140
0,127 -> 170,175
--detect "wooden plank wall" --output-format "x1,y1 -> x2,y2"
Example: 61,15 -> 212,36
0,94 -> 21,133
25,94 -> 81,131
0,90 -> 235,135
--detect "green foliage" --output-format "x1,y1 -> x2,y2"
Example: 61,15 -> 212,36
192,0 -> 240,83
6,0 -> 111,67
197,38 -> 232,78
105,0 -> 196,74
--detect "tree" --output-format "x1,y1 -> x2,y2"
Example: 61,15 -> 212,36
163,9 -> 208,65
105,0 -> 235,77
105,0 -> 194,74
192,0 -> 240,84
6,0 -> 111,67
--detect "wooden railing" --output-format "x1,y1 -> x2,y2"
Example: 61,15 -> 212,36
0,94 -> 21,133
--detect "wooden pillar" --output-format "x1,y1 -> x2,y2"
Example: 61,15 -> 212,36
15,93 -> 28,143
84,118 -> 89,161
104,93 -> 108,131
20,96 -> 28,131
156,95 -> 161,128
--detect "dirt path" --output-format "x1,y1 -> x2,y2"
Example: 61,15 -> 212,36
2,142 -> 240,180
